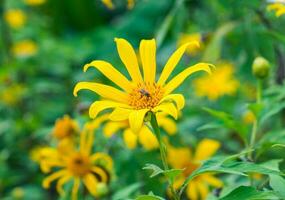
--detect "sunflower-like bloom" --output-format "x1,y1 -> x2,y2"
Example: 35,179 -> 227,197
193,62 -> 239,100
177,33 -> 203,56
4,9 -> 26,29
24,0 -> 46,6
12,40 -> 38,58
41,129 -> 113,200
267,1 -> 285,17
74,38 -> 212,134
167,139 -> 223,200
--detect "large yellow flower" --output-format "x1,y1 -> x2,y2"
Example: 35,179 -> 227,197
167,139 -> 223,200
267,1 -> 285,17
4,9 -> 26,29
41,129 -> 113,200
74,38 -> 212,134
193,62 -> 239,100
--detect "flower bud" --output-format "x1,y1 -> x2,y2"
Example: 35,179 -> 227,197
252,57 -> 270,79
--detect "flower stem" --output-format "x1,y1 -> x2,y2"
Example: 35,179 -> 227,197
150,113 -> 180,200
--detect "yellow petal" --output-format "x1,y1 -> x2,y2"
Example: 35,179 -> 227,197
128,109 -> 149,133
123,129 -> 138,149
196,181 -> 209,200
83,60 -> 133,92
83,174 -> 98,196
202,174 -> 223,188
103,121 -> 126,138
89,100 -> 129,119
186,181 -> 198,200
158,41 -> 200,85
91,166 -> 108,183
194,139 -> 220,161
71,178 -> 80,200
114,38 -> 143,83
157,116 -> 177,135
56,175 -> 71,196
167,146 -> 192,169
109,107 -> 132,121
139,39 -> 156,83
138,126 -> 159,150
73,82 -> 128,103
91,153 -> 113,171
153,103 -> 178,119
42,169 -> 67,188
164,63 -> 213,95
159,94 -> 185,110
276,8 -> 285,17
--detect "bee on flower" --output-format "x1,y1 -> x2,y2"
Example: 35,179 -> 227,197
74,38 -> 213,134
267,0 -> 285,17
4,9 -> 26,29
167,139 -> 223,200
39,126 -> 113,200
193,62 -> 239,101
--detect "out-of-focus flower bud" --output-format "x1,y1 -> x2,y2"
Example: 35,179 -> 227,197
252,57 -> 270,79
97,183 -> 108,196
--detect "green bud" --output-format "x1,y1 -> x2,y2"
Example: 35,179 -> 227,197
252,57 -> 270,79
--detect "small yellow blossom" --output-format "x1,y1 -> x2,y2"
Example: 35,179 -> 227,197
24,0 -> 46,6
193,62 -> 239,100
267,1 -> 285,17
12,40 -> 38,58
242,111 -> 256,124
52,115 -> 79,140
177,33 -> 203,56
0,84 -> 25,106
41,129 -> 113,200
167,139 -> 223,200
4,9 -> 26,29
11,187 -> 25,199
74,38 -> 212,134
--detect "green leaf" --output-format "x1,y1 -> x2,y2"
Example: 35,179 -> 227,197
260,102 -> 285,124
219,186 -> 279,200
248,103 -> 264,118
269,175 -> 285,199
143,164 -> 183,181
143,164 -> 164,178
135,194 -> 165,200
112,183 -> 142,200
163,168 -> 183,181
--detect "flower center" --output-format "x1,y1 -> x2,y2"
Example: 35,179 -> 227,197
128,82 -> 164,110
183,162 -> 199,177
67,153 -> 91,177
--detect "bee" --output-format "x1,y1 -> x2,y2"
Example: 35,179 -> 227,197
139,89 -> 150,97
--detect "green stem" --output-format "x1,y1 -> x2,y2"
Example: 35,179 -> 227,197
150,113 -> 179,200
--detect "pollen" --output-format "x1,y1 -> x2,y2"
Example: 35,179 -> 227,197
128,82 -> 164,110
67,153 -> 91,177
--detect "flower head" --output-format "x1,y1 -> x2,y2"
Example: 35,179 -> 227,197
193,62 -> 239,100
53,115 -> 79,140
4,9 -> 26,29
74,38 -> 212,134
167,139 -> 222,200
267,1 -> 285,17
24,0 -> 46,6
41,128 -> 113,200
12,40 -> 37,58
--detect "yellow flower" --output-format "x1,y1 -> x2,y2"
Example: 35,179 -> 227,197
89,113 -> 176,150
167,139 -> 223,200
42,129 -> 113,200
267,1 -> 285,17
53,115 -> 79,140
74,38 -> 212,134
12,40 -> 38,57
24,0 -> 46,6
242,111 -> 256,124
0,84 -> 25,106
193,62 -> 239,100
177,33 -> 203,56
4,9 -> 26,29
101,0 -> 135,9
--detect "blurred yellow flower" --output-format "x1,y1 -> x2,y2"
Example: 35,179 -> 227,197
42,129 -> 113,200
193,62 -> 239,100
24,0 -> 46,6
167,139 -> 222,200
177,33 -> 203,56
0,84 -> 25,106
53,115 -> 79,140
242,110 -> 256,124
4,9 -> 26,29
267,2 -> 285,17
11,187 -> 25,199
12,40 -> 38,57
74,38 -> 212,134
101,0 -> 135,9
89,113 -> 176,150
